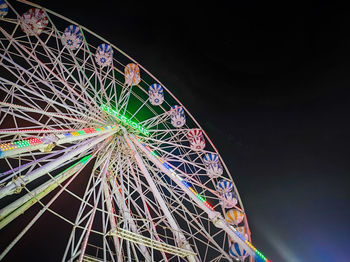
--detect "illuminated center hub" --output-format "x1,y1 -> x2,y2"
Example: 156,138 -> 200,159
101,104 -> 149,136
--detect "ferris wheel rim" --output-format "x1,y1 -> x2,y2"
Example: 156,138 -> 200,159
0,1 -> 264,261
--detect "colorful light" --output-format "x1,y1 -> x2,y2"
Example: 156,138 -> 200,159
27,138 -> 42,145
0,125 -> 118,154
243,239 -> 270,261
101,104 -> 149,136
71,131 -> 80,136
0,142 -> 17,151
83,127 -> 96,134
60,125 -> 117,139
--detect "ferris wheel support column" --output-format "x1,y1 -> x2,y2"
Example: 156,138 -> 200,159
130,135 -> 261,261
123,133 -> 198,262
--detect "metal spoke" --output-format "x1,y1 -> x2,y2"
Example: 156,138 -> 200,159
0,1 -> 269,262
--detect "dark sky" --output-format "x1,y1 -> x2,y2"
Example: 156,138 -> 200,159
3,1 -> 350,261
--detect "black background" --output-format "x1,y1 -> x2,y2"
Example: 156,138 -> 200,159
2,0 -> 350,261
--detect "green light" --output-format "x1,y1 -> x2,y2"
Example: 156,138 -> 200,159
58,155 -> 92,177
150,151 -> 157,156
197,194 -> 205,202
80,154 -> 92,164
101,104 -> 149,136
14,140 -> 30,148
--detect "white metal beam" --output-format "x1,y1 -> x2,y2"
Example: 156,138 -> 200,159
123,132 -> 197,262
130,135 -> 259,260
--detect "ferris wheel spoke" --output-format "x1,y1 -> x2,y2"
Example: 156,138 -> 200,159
147,130 -> 202,158
126,159 -> 170,262
144,132 -> 186,146
123,132 -> 198,262
0,40 -> 75,111
119,88 -> 153,123
139,141 -> 238,213
147,128 -> 187,142
149,128 -> 195,134
5,34 -> 95,113
0,75 -> 79,120
4,107 -> 52,131
0,91 -> 75,130
68,55 -> 107,107
73,149 -> 113,227
94,64 -> 119,108
126,87 -> 161,122
128,96 -> 150,121
142,139 -> 223,191
25,25 -> 107,115
63,149 -> 112,262
0,140 -> 99,261
0,63 -> 67,113
108,171 -> 154,261
96,67 -> 117,108
77,151 -> 112,262
142,141 -> 207,176
117,84 -> 133,115
102,181 -> 124,261
43,15 -> 109,109
6,105 -> 77,135
140,112 -> 170,130
146,166 -> 232,261
0,29 -> 103,123
131,135 -> 263,260
142,135 -> 210,165
78,28 -> 115,104
129,144 -> 230,261
105,67 -> 120,109
0,102 -> 89,125
0,57 -> 104,125
125,159 -> 193,261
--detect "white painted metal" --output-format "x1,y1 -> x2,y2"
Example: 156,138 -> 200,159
0,1 -> 259,261
130,135 -> 257,259
0,126 -> 117,159
112,228 -> 196,258
0,133 -> 113,199
0,154 -> 91,229
107,169 -> 152,262
124,132 -> 198,262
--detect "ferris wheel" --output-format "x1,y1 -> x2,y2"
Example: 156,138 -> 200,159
0,1 -> 270,261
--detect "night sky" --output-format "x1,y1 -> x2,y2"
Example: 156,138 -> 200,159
3,1 -> 350,261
